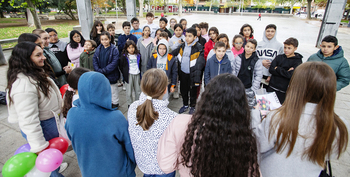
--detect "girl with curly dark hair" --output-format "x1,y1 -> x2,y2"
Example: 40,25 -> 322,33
6,42 -> 64,176
157,73 -> 260,177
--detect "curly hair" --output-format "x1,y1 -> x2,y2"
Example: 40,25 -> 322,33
180,73 -> 259,177
7,42 -> 51,104
122,40 -> 140,56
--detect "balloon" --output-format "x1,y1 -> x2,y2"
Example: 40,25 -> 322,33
161,12 -> 164,17
25,166 -> 51,177
60,84 -> 69,98
14,143 -> 31,155
36,149 -> 63,172
47,137 -> 69,154
2,152 -> 37,177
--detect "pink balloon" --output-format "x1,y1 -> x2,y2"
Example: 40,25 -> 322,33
35,149 -> 63,172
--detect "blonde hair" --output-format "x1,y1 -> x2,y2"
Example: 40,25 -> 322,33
136,69 -> 168,130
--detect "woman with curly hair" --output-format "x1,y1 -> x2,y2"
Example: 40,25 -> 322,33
253,62 -> 349,177
6,42 -> 64,176
157,73 -> 260,177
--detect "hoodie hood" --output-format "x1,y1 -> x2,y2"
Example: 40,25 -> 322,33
49,40 -> 67,52
76,71 -> 112,109
286,52 -> 303,60
316,46 -> 344,60
157,39 -> 169,59
262,29 -> 278,43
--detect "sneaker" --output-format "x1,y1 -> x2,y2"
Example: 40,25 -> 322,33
189,107 -> 195,114
123,85 -> 126,91
179,105 -> 189,114
58,162 -> 68,173
173,92 -> 179,99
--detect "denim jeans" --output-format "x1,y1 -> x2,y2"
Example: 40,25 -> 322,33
21,117 -> 64,177
143,171 -> 176,177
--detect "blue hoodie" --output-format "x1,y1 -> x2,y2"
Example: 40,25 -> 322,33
65,72 -> 136,177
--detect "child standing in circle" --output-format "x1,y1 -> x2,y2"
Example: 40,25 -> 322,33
93,31 -> 121,108
137,26 -> 154,75
67,30 -> 85,67
128,69 -> 177,177
120,40 -> 142,107
232,34 -> 245,58
239,24 -> 254,48
90,21 -> 105,47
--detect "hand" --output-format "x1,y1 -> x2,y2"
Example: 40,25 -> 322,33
288,67 -> 294,71
274,66 -> 277,70
262,60 -> 271,69
195,83 -> 200,86
127,38 -> 129,41
178,40 -> 182,44
170,87 -> 175,93
266,76 -> 271,82
63,66 -> 72,74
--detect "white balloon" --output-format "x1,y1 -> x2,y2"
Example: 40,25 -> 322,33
25,166 -> 51,177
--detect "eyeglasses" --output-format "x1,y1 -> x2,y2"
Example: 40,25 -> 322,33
73,36 -> 81,39
235,42 -> 243,45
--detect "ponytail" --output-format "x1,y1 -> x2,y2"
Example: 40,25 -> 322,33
136,99 -> 159,130
135,69 -> 168,131
62,90 -> 74,117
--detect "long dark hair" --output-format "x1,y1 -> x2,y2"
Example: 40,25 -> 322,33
90,20 -> 105,38
122,40 -> 140,56
18,33 -> 40,43
136,69 -> 168,130
270,62 -> 348,166
69,30 -> 85,49
239,24 -> 254,38
62,67 -> 90,117
180,73 -> 259,177
7,42 -> 51,104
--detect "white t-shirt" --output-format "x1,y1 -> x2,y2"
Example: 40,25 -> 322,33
156,55 -> 167,72
143,23 -> 159,38
129,54 -> 140,75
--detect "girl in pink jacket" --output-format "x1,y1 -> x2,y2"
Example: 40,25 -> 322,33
67,30 -> 85,67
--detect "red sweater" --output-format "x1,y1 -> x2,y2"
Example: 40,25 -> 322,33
204,39 -> 215,61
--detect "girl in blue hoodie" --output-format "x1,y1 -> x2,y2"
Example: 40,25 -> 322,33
93,31 -> 120,108
65,71 -> 136,177
119,40 -> 142,107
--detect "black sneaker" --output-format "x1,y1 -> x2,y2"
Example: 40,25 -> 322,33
179,105 -> 189,113
189,107 -> 195,114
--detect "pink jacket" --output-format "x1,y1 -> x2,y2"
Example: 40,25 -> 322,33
157,114 -> 192,177
67,43 -> 84,67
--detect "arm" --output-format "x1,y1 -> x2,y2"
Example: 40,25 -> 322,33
12,82 -> 49,153
252,60 -> 263,92
204,43 -> 209,60
268,57 -> 279,76
336,60 -> 350,91
171,57 -> 178,86
147,55 -> 155,70
92,48 -> 103,73
194,50 -> 206,85
171,44 -> 181,56
204,60 -> 211,86
102,47 -> 120,74
275,60 -> 302,79
252,113 -> 276,155
234,56 -> 242,76
118,36 -> 125,53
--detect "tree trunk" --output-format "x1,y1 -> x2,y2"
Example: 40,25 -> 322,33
68,8 -> 76,20
0,44 -> 7,66
307,0 -> 312,19
346,10 -> 349,20
196,0 -> 198,11
209,1 -> 212,12
139,0 -> 144,17
26,0 -> 42,29
164,0 -> 167,13
0,11 -> 5,18
290,4 -> 293,14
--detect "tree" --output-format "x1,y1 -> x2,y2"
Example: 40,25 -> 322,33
25,0 -> 42,29
307,0 -> 311,19
0,0 -> 25,18
139,0 -> 144,17
58,0 -> 77,20
277,0 -> 302,14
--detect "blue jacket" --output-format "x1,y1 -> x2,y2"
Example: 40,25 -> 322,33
204,54 -> 233,86
93,44 -> 120,84
119,54 -> 142,83
147,53 -> 178,86
118,34 -> 138,55
65,72 -> 136,177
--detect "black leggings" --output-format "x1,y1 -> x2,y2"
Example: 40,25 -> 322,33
179,70 -> 198,107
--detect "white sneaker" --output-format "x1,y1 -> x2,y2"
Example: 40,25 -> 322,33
58,162 -> 68,173
173,92 -> 179,99
122,85 -> 126,91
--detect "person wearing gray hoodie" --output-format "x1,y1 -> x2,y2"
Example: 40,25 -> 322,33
137,26 -> 155,75
169,24 -> 185,51
256,24 -> 284,88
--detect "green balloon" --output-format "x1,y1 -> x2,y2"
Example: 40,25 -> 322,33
2,152 -> 37,177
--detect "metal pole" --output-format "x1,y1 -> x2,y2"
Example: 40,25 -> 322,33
126,0 -> 137,21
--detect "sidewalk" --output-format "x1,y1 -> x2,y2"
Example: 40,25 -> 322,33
1,14 -> 350,176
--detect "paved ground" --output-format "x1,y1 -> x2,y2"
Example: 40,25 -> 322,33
1,14 -> 350,176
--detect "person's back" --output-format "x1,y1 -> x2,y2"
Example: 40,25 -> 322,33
65,72 -> 136,177
307,35 -> 350,91
253,62 -> 349,177
128,69 -> 177,176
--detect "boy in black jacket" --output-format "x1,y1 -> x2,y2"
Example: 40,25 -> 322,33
171,27 -> 206,114
268,37 -> 303,103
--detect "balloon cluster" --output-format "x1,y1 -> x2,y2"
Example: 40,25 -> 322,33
60,84 -> 69,98
2,137 -> 69,177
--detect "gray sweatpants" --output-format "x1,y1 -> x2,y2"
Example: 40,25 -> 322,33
126,74 -> 141,105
